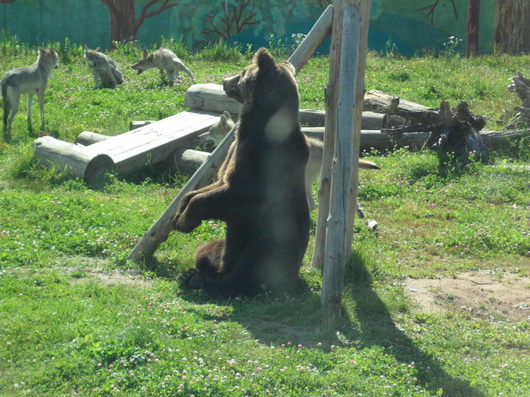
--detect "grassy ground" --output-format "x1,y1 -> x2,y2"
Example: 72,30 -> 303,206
0,42 -> 529,396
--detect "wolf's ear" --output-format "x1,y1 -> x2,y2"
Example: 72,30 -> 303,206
222,110 -> 231,119
95,47 -> 101,52
84,44 -> 89,50
254,48 -> 275,71
38,46 -> 45,54
143,49 -> 148,59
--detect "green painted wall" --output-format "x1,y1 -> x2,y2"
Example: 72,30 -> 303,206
0,0 -> 496,55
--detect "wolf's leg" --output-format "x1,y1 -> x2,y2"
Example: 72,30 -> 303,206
27,94 -> 34,131
38,88 -> 46,130
356,199 -> 365,218
6,89 -> 20,134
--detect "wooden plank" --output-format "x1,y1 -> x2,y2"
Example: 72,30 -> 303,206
87,111 -> 220,174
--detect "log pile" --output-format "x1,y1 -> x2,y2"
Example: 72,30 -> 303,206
33,82 -> 530,182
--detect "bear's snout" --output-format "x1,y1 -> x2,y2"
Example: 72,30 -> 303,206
223,75 -> 242,102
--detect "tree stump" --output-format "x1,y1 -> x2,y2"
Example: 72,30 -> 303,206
507,72 -> 530,128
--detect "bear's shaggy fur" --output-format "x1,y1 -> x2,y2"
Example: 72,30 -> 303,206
173,48 -> 310,297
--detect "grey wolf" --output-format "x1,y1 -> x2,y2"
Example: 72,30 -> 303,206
85,46 -> 123,89
1,47 -> 58,136
131,48 -> 194,84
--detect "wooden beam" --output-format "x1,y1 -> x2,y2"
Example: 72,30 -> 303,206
320,0 -> 371,326
288,4 -> 333,71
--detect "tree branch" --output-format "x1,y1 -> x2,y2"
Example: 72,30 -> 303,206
135,0 -> 179,33
418,0 -> 458,23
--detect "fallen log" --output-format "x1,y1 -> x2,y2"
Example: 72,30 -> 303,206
363,90 -> 441,125
168,148 -> 211,175
305,127 -> 530,152
34,136 -> 115,181
185,84 -> 406,129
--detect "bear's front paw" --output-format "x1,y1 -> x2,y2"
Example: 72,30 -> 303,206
173,215 -> 200,233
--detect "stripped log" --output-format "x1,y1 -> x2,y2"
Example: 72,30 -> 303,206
169,149 -> 211,175
185,83 -> 241,115
185,84 -> 405,129
288,4 -> 333,71
34,136 -> 115,181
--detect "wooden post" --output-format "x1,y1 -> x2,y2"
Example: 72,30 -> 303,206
320,0 -> 372,326
127,10 -> 332,263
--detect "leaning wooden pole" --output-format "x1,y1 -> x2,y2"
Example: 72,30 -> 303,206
321,0 -> 372,326
127,6 -> 333,263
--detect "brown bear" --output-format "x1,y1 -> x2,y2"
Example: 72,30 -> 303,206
173,48 -> 310,297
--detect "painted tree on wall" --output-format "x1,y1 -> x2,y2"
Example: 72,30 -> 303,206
176,0 -> 320,45
418,0 -> 481,57
494,0 -> 530,54
100,0 -> 179,47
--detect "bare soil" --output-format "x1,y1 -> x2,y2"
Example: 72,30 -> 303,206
404,270 -> 530,321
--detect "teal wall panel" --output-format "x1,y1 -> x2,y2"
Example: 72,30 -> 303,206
0,0 -> 497,55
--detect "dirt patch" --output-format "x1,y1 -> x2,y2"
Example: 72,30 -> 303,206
404,270 -> 530,321
69,268 -> 152,289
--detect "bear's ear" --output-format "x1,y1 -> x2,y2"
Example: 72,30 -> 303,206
254,48 -> 275,71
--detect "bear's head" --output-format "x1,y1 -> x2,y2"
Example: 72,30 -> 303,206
222,48 -> 298,109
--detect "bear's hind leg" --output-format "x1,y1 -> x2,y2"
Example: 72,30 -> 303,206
180,239 -> 225,291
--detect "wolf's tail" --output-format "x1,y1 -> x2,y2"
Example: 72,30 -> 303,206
1,80 -> 9,130
181,63 -> 194,80
358,159 -> 381,170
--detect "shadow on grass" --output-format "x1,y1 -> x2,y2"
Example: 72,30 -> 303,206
178,253 -> 484,397
341,256 -> 484,397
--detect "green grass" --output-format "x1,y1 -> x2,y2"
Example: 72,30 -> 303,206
0,41 -> 529,396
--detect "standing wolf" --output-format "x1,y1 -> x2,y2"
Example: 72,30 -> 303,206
131,48 -> 194,84
1,47 -> 58,136
85,46 -> 123,89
